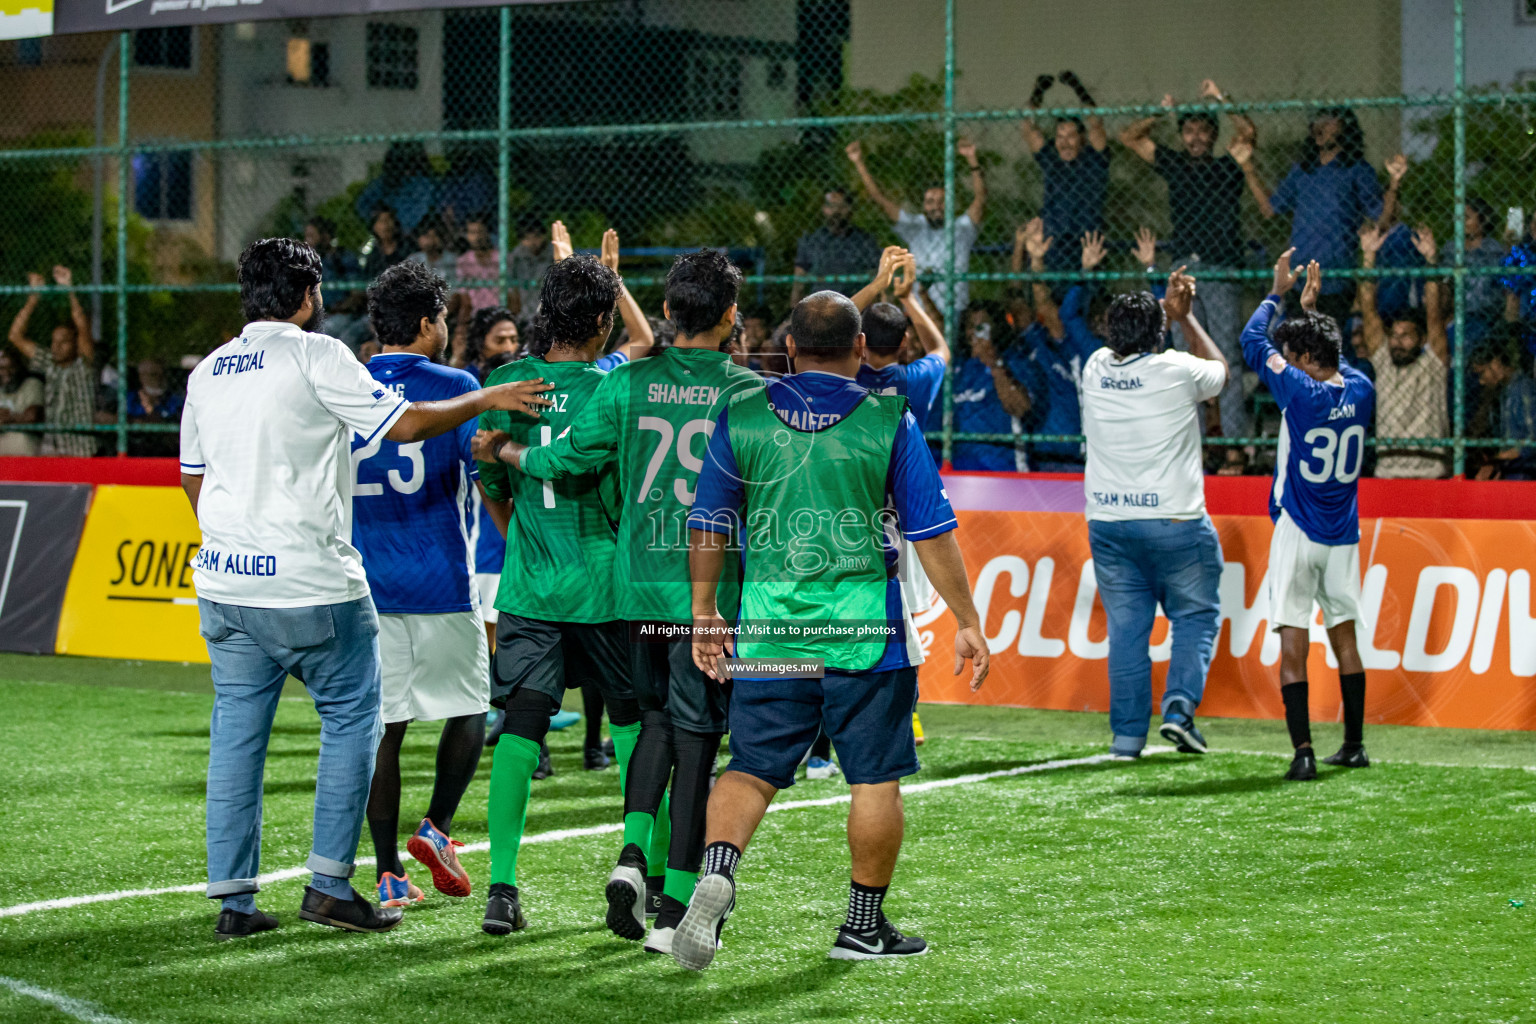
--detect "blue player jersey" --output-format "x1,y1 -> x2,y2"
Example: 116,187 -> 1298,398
350,353 -> 481,613
1242,296 -> 1377,546
471,490 -> 505,581
857,353 -> 947,426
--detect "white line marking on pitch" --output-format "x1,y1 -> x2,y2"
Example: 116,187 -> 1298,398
0,976 -> 136,1024
0,749 -> 1154,920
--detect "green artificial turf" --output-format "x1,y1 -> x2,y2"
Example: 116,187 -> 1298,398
1,655 -> 1533,1023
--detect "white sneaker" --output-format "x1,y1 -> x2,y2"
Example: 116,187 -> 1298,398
644,923 -> 674,954
806,756 -> 841,780
671,873 -> 734,971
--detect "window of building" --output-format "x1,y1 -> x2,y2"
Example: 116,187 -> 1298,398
367,23 -> 419,90
133,27 -> 194,70
688,52 -> 743,120
133,152 -> 194,222
1520,0 -> 1536,23
286,38 -> 330,87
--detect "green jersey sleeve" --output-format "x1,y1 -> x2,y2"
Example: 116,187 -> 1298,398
522,370 -> 621,480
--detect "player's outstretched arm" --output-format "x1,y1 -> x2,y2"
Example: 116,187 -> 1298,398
894,252 -> 948,363
689,526 -> 732,681
911,531 -> 989,691
513,372 -> 622,480
388,379 -> 552,443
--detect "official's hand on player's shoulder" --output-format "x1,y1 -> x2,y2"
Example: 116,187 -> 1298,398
954,624 -> 990,692
483,377 -> 554,417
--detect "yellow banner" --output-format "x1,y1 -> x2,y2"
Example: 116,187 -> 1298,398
57,485 -> 209,663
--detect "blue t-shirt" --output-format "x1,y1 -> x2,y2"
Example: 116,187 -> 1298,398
1015,288 -> 1100,464
950,355 -> 1029,471
856,353 -> 946,426
1270,159 -> 1383,291
471,491 -> 505,582
596,350 -> 629,372
1242,297 -> 1376,545
689,371 -> 957,674
350,353 -> 481,613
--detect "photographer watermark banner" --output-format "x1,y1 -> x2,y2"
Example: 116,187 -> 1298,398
0,2 -> 52,41
54,0 -> 564,35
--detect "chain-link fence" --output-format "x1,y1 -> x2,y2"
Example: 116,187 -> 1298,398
0,0 -> 1531,480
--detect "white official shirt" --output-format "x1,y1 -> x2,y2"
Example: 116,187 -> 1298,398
179,321 -> 411,608
1080,346 -> 1225,522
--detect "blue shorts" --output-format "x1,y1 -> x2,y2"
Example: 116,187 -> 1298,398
724,667 -> 920,789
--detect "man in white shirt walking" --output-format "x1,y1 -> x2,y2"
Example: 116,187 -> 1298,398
1080,271 -> 1227,760
180,238 -> 550,939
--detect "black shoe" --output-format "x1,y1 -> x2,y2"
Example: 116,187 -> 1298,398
602,737 -> 616,758
1157,700 -> 1207,754
214,907 -> 279,940
605,844 -> 647,941
532,741 -> 554,781
584,745 -> 610,771
485,710 -> 506,748
1322,743 -> 1370,768
482,883 -> 526,935
298,886 -> 403,933
644,893 -> 687,954
645,876 -> 664,919
829,918 -> 929,960
1285,749 -> 1318,781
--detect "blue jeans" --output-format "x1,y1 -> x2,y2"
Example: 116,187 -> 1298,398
1088,517 -> 1223,755
199,596 -> 384,898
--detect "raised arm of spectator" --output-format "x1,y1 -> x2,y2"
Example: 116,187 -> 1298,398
1059,71 -> 1107,151
1165,267 -> 1227,382
973,332 -> 1030,419
845,140 -> 901,223
1375,154 -> 1407,232
7,273 -> 44,362
55,266 -> 94,363
1132,226 -> 1160,288
1019,74 -> 1052,154
1201,79 -> 1256,145
956,138 -> 986,225
1358,227 -> 1387,356
852,246 -> 904,312
1118,95 -> 1171,165
892,252 -> 947,363
600,228 -> 654,360
1021,218 -> 1064,339
1413,224 -> 1449,363
1228,138 -> 1273,218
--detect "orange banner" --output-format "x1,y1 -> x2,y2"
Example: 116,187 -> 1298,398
916,512 -> 1536,730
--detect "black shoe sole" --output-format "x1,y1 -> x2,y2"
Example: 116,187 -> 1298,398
298,909 -> 401,933
1158,720 -> 1207,754
482,912 -> 526,935
605,879 -> 646,941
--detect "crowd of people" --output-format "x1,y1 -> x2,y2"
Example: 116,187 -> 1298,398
5,88 -> 1536,477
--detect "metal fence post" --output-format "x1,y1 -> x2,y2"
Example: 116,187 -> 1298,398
1451,0 -> 1467,478
939,0 -> 956,468
497,6 -> 512,307
115,31 -> 130,457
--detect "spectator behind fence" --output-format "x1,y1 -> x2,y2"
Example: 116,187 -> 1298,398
1500,212 -> 1536,355
355,142 -> 438,246
792,188 -> 882,304
410,216 -> 460,281
1121,79 -> 1255,454
361,206 -> 413,281
304,217 -> 365,343
0,345 -> 43,455
1243,107 -> 1405,327
506,213 -> 551,316
8,266 -> 96,457
127,357 -> 184,457
1444,197 -> 1507,336
1022,71 -> 1110,271
457,213 -> 502,314
846,138 -> 986,318
1081,272 -> 1227,760
1359,224 -> 1449,479
1470,335 -> 1536,480
949,304 -> 1032,471
1014,218 -> 1104,473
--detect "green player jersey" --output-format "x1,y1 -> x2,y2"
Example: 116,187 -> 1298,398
521,346 -> 764,624
478,357 -> 621,624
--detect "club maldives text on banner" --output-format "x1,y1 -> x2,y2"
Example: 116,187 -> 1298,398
914,477 -> 1536,732
55,484 -> 208,663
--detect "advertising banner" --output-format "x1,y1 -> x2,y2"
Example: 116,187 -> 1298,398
55,484 -> 208,663
55,0 -> 552,35
915,510 -> 1536,731
0,483 -> 90,654
0,2 -> 52,41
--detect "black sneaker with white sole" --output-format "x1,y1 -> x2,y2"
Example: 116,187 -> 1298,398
644,894 -> 688,955
1322,743 -> 1369,768
482,883 -> 526,934
671,872 -> 734,971
605,844 -> 647,941
1157,701 -> 1208,754
829,918 -> 928,960
1284,749 -> 1318,781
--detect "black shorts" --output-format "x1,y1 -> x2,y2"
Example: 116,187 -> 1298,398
630,624 -> 729,735
491,614 -> 634,711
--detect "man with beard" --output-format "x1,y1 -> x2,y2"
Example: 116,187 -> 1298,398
179,237 -> 552,939
845,138 -> 986,318
1358,223 -> 1449,479
791,187 -> 882,305
1021,71 -> 1109,272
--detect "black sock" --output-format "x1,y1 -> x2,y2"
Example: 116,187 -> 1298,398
582,681 -> 606,750
702,841 -> 741,879
669,729 -> 723,876
1280,681 -> 1312,750
366,721 -> 408,878
810,728 -> 831,761
1339,672 -> 1366,746
624,710 -> 674,817
423,713 -> 485,837
845,880 -> 888,933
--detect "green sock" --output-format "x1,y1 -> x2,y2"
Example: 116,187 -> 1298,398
647,793 -> 671,875
609,720 -> 641,794
487,734 -> 540,886
622,811 -> 654,853
663,867 -> 697,904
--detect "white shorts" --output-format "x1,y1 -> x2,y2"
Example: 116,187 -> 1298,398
379,610 -> 491,724
475,574 -> 500,625
1267,511 -> 1362,631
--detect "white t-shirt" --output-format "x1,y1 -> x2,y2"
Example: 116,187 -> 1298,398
180,321 -> 411,608
893,210 -> 978,316
1081,347 -> 1226,522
